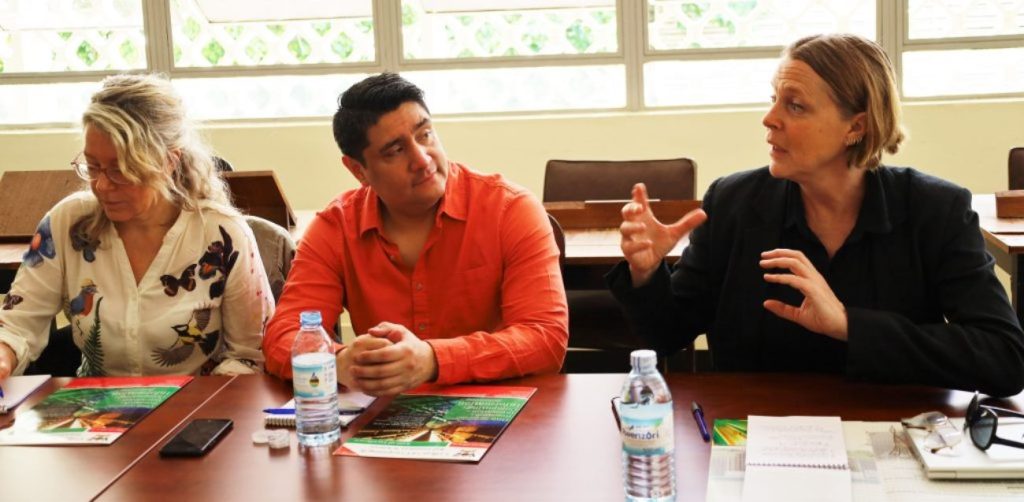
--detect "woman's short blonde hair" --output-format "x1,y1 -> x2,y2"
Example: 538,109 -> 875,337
78,74 -> 235,240
783,33 -> 905,170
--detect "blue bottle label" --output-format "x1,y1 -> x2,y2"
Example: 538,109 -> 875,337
292,352 -> 337,398
620,402 -> 674,456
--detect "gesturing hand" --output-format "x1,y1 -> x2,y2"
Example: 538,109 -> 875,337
620,183 -> 707,287
341,322 -> 438,397
760,249 -> 848,340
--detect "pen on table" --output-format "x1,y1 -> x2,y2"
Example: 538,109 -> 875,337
262,407 -> 364,415
691,401 -> 711,442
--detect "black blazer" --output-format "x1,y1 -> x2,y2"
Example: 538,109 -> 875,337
608,167 -> 1024,397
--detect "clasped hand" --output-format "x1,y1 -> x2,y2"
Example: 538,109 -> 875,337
335,322 -> 438,396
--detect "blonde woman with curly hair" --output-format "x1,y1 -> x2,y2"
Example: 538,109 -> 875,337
0,74 -> 273,378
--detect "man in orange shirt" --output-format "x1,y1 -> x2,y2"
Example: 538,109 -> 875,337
263,73 -> 568,395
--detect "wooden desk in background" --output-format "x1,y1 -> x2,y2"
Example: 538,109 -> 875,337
0,243 -> 21,271
974,194 -> 1024,325
0,201 -> 690,272
0,376 -> 235,501
545,199 -> 696,267
95,373 -> 998,502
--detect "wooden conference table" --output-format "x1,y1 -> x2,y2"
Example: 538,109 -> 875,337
0,373 -> 983,501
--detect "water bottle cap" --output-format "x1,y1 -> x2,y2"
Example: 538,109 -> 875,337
630,349 -> 658,371
299,310 -> 322,327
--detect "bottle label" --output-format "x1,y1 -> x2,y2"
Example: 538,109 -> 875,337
292,352 -> 337,398
620,402 -> 674,456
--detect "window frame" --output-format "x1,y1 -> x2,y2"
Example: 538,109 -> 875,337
0,0 -> 1022,126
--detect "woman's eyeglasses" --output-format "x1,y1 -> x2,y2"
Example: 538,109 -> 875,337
70,153 -> 131,185
965,391 -> 1024,452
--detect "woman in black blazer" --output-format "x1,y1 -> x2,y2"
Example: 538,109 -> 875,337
609,33 -> 1024,397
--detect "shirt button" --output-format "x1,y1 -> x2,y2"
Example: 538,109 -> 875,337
415,282 -> 423,291
418,323 -> 426,332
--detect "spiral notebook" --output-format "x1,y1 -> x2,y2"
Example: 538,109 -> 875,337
264,390 -> 376,428
0,375 -> 50,414
742,415 -> 852,502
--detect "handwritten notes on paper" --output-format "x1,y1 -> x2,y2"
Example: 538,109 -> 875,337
742,416 -> 852,502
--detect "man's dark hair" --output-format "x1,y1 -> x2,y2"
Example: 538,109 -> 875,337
332,73 -> 429,164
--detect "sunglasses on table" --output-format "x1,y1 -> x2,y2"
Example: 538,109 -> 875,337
965,391 -> 1024,452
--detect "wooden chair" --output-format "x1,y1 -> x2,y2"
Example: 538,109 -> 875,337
547,213 -> 565,271
543,158 -> 700,373
1010,147 -> 1024,189
543,158 -> 696,203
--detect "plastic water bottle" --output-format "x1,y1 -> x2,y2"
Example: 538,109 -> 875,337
618,349 -> 676,501
291,310 -> 340,446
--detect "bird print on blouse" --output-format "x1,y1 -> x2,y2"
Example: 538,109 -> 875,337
68,279 -> 98,318
64,279 -> 105,376
151,305 -> 221,367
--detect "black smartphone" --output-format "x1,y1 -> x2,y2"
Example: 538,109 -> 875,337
159,418 -> 233,457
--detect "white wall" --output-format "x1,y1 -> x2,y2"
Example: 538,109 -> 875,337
3,99 -> 1022,210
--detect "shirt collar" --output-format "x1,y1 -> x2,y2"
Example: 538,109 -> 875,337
782,169 -> 892,238
356,161 -> 468,237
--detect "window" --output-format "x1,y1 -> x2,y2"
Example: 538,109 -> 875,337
643,0 -> 876,107
1,0 -> 1023,125
903,0 -> 1024,97
170,0 -> 375,67
0,0 -> 146,73
401,0 -> 618,59
646,0 -> 875,50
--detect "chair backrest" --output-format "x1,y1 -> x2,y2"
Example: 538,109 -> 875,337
547,213 -> 565,271
543,158 -> 696,202
243,215 -> 296,303
1010,147 -> 1024,190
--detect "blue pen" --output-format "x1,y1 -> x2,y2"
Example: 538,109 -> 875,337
263,407 -> 363,415
691,401 -> 710,442
0,383 -> 5,399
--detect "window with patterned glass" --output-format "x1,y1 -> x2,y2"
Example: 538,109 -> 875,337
646,0 -> 875,50
404,65 -> 625,113
908,0 -> 1024,39
170,0 -> 374,68
401,0 -> 617,60
0,81 -> 97,124
0,0 -> 146,74
173,74 -> 369,120
903,47 -> 1024,97
644,58 -> 778,107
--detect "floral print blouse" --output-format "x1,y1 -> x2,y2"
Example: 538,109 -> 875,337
0,192 -> 273,376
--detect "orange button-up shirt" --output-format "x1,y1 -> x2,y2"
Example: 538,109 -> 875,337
263,162 -> 568,383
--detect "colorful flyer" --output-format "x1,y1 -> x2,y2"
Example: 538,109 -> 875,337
0,376 -> 192,445
336,385 -> 535,462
